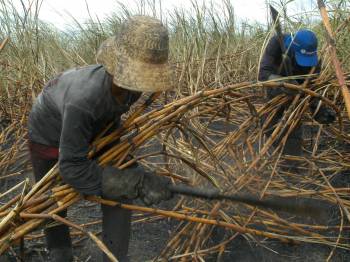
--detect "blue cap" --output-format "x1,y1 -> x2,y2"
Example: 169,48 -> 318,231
284,29 -> 318,67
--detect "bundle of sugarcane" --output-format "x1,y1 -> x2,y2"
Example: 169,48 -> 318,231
1,71 -> 349,261
0,83 -> 254,259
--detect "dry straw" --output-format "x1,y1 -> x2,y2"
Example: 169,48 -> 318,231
0,0 -> 350,260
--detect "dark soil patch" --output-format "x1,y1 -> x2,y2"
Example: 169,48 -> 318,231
2,121 -> 350,261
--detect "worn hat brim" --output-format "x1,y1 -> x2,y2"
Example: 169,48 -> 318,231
96,37 -> 174,92
295,51 -> 318,67
96,37 -> 118,75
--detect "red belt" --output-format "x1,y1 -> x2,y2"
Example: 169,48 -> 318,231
28,141 -> 59,160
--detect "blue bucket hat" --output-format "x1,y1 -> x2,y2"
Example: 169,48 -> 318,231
284,29 -> 318,67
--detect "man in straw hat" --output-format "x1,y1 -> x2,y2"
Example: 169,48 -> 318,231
26,15 -> 173,262
258,29 -> 335,159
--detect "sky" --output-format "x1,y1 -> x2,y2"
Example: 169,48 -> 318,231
18,0 -> 319,30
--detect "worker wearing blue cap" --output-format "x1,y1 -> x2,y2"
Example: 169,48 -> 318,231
285,29 -> 319,67
259,29 -> 320,84
258,29 -> 336,158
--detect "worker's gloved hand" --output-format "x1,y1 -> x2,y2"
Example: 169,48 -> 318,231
313,106 -> 336,124
267,74 -> 299,97
101,165 -> 172,205
139,172 -> 172,206
309,99 -> 336,125
101,165 -> 144,200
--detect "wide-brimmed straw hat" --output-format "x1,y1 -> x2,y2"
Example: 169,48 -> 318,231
96,15 -> 174,92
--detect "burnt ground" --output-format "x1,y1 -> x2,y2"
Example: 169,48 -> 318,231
1,120 -> 350,261
2,175 -> 349,262
11,186 -> 350,262
2,167 -> 350,261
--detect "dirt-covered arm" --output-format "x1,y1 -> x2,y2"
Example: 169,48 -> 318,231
59,103 -> 103,195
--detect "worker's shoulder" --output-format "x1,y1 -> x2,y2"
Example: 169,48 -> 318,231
264,33 -> 289,55
266,34 -> 280,48
61,64 -> 108,88
63,64 -> 112,104
267,33 -> 290,43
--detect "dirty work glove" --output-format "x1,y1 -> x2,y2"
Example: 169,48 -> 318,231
312,106 -> 336,124
309,98 -> 336,124
267,74 -> 299,97
139,172 -> 172,206
101,165 -> 144,201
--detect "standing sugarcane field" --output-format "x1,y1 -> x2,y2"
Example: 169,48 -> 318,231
1,0 -> 350,261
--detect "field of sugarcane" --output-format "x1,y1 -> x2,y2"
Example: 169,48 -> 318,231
1,0 -> 350,261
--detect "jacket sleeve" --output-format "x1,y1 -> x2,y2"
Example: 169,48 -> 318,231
258,36 -> 281,81
58,103 -> 103,195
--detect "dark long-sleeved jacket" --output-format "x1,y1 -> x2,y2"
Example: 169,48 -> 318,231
258,34 -> 320,82
28,65 -> 137,195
